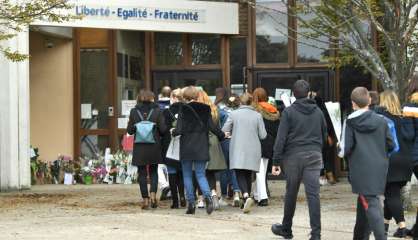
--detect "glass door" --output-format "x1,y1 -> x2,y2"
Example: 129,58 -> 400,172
115,30 -> 146,148
255,70 -> 333,101
79,48 -> 113,159
77,30 -> 146,159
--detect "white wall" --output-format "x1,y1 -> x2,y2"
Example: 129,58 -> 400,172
0,30 -> 31,191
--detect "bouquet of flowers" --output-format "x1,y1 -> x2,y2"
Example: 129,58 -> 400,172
61,155 -> 74,174
92,166 -> 107,183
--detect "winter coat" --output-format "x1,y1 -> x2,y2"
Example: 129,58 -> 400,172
173,102 -> 225,162
127,102 -> 167,167
161,102 -> 183,168
377,109 -> 414,183
272,98 -> 328,166
403,92 -> 418,167
222,105 -> 267,172
255,102 -> 280,160
338,110 -> 395,195
207,125 -> 227,171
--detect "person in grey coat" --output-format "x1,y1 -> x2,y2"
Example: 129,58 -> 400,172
222,93 -> 267,214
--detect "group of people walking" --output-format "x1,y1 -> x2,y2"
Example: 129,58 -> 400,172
126,77 -> 418,240
127,85 -> 279,215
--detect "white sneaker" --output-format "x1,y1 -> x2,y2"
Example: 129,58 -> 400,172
243,198 -> 254,214
233,193 -> 241,207
219,197 -> 229,207
197,199 -> 205,208
212,195 -> 220,210
319,177 -> 328,186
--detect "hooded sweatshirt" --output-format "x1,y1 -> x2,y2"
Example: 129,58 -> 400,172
272,98 -> 327,165
339,110 -> 395,195
256,102 -> 280,159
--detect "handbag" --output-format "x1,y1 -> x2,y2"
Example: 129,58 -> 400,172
166,108 -> 180,161
121,134 -> 134,151
166,135 -> 180,161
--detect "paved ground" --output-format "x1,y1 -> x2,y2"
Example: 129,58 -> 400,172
0,181 -> 416,240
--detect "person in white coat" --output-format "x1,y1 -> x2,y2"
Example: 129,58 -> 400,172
222,93 -> 267,213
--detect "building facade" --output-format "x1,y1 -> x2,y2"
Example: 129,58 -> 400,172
0,0 -> 375,190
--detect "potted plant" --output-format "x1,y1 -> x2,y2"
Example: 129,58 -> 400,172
61,155 -> 74,185
81,166 -> 93,185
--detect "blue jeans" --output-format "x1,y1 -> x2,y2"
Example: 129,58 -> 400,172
220,139 -> 240,195
181,160 -> 211,204
167,165 -> 178,174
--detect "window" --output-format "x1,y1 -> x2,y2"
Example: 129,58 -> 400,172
116,30 -> 145,117
230,37 -> 247,85
191,34 -> 221,65
154,32 -> 183,65
256,0 -> 288,63
296,0 -> 329,63
80,49 -> 109,129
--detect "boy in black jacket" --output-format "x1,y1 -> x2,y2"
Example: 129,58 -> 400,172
338,87 -> 395,240
271,80 -> 327,240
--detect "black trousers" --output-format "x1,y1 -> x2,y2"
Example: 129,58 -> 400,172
206,170 -> 218,192
353,195 -> 386,240
235,169 -> 253,195
282,151 -> 322,237
321,145 -> 335,175
168,172 -> 185,203
138,164 -> 158,199
383,181 -> 407,224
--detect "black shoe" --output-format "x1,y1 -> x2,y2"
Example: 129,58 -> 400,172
271,224 -> 293,239
309,235 -> 320,240
240,198 -> 245,209
393,227 -> 409,238
170,201 -> 179,209
180,197 -> 187,208
186,203 -> 195,214
384,223 -> 389,235
160,187 -> 170,201
258,199 -> 269,207
205,197 -> 214,215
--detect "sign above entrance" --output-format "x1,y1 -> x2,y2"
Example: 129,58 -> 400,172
33,0 -> 239,34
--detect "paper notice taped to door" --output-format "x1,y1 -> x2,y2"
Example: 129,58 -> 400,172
121,100 -> 137,116
118,118 -> 129,129
81,103 -> 92,119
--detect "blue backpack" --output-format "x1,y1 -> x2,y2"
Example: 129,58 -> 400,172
381,115 -> 400,155
134,109 -> 156,144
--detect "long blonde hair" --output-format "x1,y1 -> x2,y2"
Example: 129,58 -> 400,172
197,90 -> 219,122
379,90 -> 402,116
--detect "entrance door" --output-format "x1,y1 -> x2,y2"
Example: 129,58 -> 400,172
79,48 -> 114,159
76,30 -> 146,159
152,70 -> 223,96
254,69 -> 334,101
